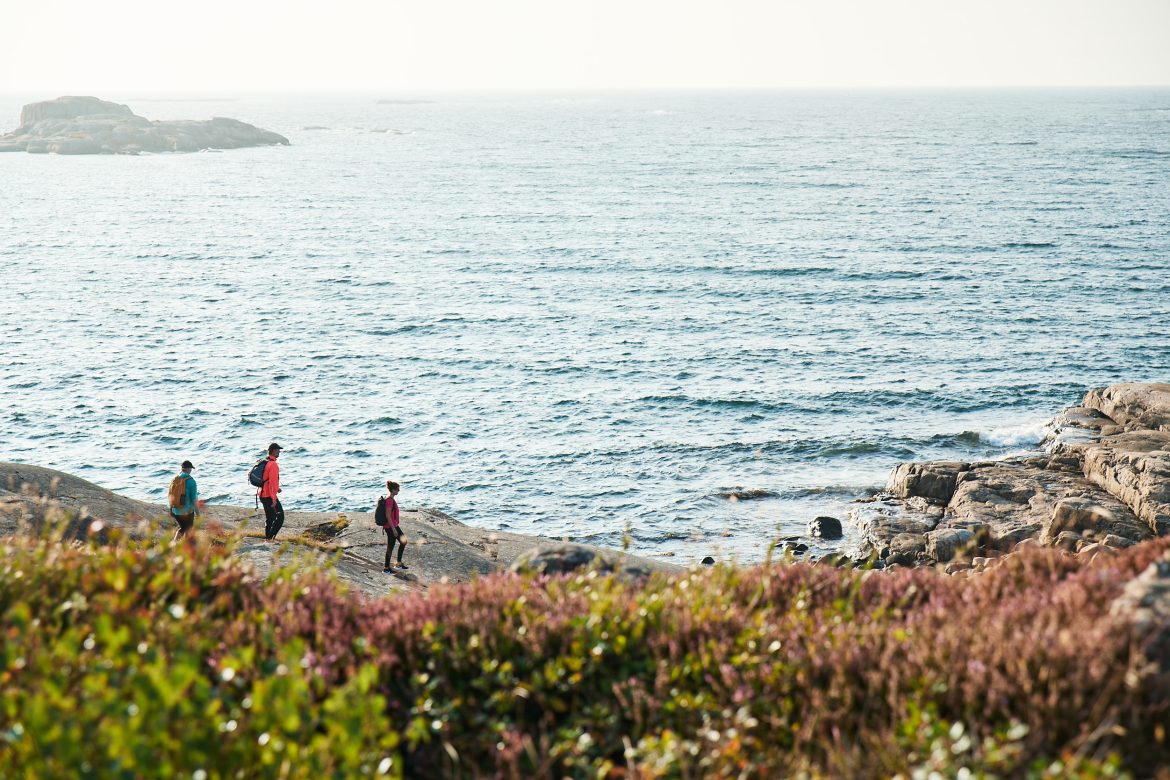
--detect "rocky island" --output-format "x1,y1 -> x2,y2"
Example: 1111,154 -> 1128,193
0,95 -> 289,154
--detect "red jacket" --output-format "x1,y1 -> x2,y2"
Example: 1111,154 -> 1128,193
259,457 -> 280,499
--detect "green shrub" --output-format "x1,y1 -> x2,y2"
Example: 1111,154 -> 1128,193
2,516 -> 1169,778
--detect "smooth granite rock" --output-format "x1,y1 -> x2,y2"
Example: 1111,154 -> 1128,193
862,383 -> 1170,565
509,543 -> 655,581
1084,383 -> 1170,432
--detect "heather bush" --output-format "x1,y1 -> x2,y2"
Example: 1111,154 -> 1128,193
3,516 -> 1170,778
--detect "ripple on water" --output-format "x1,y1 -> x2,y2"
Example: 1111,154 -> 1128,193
2,90 -> 1169,562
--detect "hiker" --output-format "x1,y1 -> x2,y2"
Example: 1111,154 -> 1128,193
257,442 -> 284,540
381,480 -> 408,573
168,460 -> 204,541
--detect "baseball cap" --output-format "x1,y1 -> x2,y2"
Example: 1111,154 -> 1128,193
181,460 -> 194,470
268,442 -> 283,453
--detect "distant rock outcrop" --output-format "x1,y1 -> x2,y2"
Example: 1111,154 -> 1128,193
0,95 -> 289,155
853,383 -> 1170,567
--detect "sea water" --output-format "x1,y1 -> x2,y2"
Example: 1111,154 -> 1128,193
2,89 -> 1169,561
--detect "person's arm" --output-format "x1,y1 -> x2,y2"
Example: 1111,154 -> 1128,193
263,460 -> 280,497
186,477 -> 198,513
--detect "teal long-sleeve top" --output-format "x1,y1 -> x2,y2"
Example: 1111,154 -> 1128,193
170,473 -> 198,516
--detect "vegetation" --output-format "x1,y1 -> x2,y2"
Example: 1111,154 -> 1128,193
2,512 -> 1170,778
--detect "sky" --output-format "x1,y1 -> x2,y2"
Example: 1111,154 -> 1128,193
2,0 -> 1168,93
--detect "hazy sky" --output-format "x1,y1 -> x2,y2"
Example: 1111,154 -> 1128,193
3,0 -> 1168,93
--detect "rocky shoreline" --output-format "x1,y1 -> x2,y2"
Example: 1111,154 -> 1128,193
5,382 -> 1170,585
850,382 -> 1170,571
0,461 -> 677,596
0,96 -> 289,154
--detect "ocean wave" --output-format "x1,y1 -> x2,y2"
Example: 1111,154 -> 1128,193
980,421 -> 1050,448
636,394 -> 808,415
713,488 -> 778,501
1103,149 -> 1170,159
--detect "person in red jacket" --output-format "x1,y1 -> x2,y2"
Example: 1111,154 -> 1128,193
259,442 -> 284,540
382,480 -> 408,572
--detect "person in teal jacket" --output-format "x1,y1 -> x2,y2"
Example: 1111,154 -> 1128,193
170,460 -> 203,541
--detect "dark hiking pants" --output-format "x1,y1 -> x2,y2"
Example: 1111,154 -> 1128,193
385,525 -> 405,569
261,497 -> 284,540
172,512 -> 195,541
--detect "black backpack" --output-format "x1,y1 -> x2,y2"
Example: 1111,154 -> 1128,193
248,458 -> 268,488
374,496 -> 387,527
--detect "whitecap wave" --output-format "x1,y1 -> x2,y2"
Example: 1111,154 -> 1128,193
981,421 -> 1050,448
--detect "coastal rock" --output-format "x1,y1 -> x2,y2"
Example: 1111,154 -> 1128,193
777,541 -> 809,556
510,543 -> 655,581
808,515 -> 843,539
1111,553 -> 1170,666
865,382 -> 1170,565
943,461 -> 1150,551
926,528 -> 975,562
886,532 -> 928,565
848,500 -> 940,559
885,462 -> 964,504
0,96 -> 289,155
1077,431 -> 1170,537
1083,383 -> 1170,431
1041,496 -> 1152,546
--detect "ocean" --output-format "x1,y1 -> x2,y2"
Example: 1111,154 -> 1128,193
2,89 -> 1169,562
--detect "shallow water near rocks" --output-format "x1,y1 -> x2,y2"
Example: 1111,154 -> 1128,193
3,89 -> 1170,563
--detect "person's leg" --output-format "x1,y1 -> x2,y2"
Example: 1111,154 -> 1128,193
173,512 -> 194,542
260,497 -> 275,539
384,529 -> 396,571
271,500 -> 285,539
395,527 -> 408,567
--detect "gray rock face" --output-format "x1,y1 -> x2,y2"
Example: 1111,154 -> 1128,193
1111,553 -> 1170,667
1084,383 -> 1170,431
861,382 -> 1170,566
926,528 -> 974,562
885,461 -> 964,504
1076,431 -> 1170,537
510,542 -> 654,581
0,95 -> 289,155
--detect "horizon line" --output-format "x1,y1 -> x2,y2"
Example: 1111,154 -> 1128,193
3,83 -> 1170,97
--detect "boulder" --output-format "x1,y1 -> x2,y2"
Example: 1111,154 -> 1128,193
510,543 -> 654,581
885,462 -> 964,504
807,515 -> 843,539
926,528 -> 975,562
886,532 -> 927,566
1083,383 -> 1170,432
848,499 -> 940,559
0,96 -> 289,155
1041,496 -> 1153,546
776,541 -> 809,556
